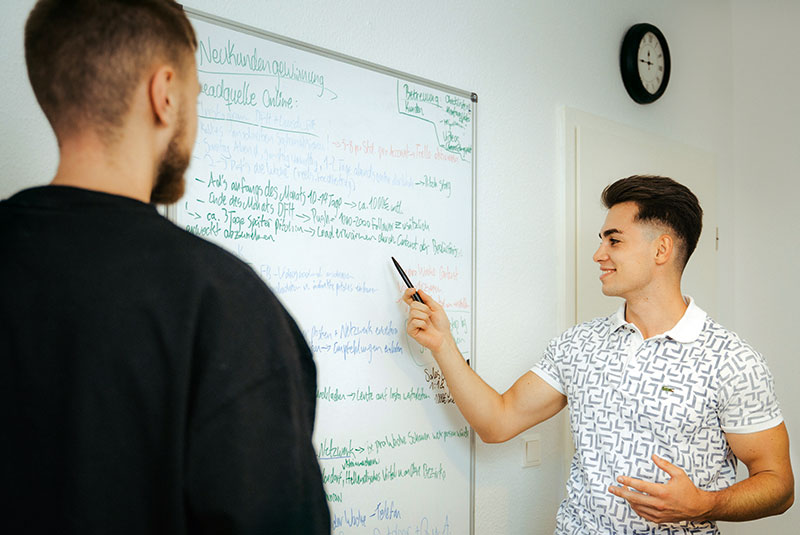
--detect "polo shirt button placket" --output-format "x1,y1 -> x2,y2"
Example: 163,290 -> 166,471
623,327 -> 642,369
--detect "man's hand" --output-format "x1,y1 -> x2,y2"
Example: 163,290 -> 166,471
400,288 -> 567,444
608,454 -> 714,524
402,288 -> 453,354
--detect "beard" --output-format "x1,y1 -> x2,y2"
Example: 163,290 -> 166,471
150,114 -> 191,205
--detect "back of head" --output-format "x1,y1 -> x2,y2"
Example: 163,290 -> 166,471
601,175 -> 703,271
25,0 -> 197,145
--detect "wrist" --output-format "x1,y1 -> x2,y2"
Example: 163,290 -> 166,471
696,489 -> 719,522
431,334 -> 459,361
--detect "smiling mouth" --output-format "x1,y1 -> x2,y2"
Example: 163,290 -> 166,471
599,268 -> 615,280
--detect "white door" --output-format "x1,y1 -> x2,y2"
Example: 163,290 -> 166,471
564,108 -> 718,325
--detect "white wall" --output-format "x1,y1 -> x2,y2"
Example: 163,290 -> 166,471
0,2 -> 58,191
725,1 -> 800,533
2,1 -> 795,534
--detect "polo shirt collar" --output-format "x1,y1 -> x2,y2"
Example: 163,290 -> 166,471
608,296 -> 707,343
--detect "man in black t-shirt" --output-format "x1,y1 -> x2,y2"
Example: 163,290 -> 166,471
0,1 -> 330,533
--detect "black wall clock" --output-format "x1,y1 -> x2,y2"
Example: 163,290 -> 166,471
620,23 -> 671,104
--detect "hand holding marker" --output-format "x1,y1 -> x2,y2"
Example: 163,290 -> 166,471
393,257 -> 469,366
391,256 -> 423,302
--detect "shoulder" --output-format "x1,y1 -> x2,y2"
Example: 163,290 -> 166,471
171,225 -> 310,375
535,316 -> 614,388
701,316 -> 760,357
153,219 -> 288,315
158,219 -> 260,281
700,317 -> 771,378
554,315 -> 613,345
542,316 -> 613,359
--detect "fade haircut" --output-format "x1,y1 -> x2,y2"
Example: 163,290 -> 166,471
25,0 -> 197,144
601,175 -> 703,271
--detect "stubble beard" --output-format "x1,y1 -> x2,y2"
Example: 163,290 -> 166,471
150,112 -> 190,205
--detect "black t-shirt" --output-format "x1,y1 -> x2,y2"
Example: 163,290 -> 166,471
0,186 -> 330,534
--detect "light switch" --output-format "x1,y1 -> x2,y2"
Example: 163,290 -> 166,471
522,433 -> 541,468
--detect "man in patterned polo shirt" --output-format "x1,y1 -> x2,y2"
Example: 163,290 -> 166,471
402,175 -> 793,534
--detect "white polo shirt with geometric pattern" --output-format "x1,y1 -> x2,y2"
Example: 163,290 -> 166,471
532,297 -> 783,535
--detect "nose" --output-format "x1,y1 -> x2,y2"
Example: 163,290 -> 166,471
593,243 -> 607,264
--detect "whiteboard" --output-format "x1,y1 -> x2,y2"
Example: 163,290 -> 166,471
173,10 -> 476,534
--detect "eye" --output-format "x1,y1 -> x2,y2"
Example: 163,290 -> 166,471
609,238 -> 620,245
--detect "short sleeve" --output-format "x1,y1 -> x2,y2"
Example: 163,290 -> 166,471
531,336 -> 565,395
717,347 -> 783,434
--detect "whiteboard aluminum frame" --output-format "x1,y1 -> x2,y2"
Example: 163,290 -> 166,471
469,91 -> 477,535
178,8 -> 479,534
183,8 -> 474,101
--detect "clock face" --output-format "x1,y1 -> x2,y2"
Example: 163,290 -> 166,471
620,23 -> 671,104
637,31 -> 666,94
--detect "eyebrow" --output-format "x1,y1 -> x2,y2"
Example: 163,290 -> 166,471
599,228 -> 623,239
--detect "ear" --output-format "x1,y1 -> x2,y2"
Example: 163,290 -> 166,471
654,233 -> 674,266
148,65 -> 178,127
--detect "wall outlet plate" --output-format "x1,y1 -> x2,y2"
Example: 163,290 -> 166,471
521,433 -> 541,468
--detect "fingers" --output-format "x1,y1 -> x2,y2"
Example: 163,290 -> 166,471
401,287 -> 423,305
608,484 -> 665,523
609,458 -> 699,524
615,475 -> 662,496
401,287 -> 443,310
407,307 -> 430,324
610,456 -> 682,497
608,484 -> 659,507
406,305 -> 432,332
402,291 -> 431,315
652,454 -> 682,477
628,504 -> 663,524
417,289 -> 446,312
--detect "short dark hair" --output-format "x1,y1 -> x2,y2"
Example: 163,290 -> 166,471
601,175 -> 703,270
25,0 -> 197,143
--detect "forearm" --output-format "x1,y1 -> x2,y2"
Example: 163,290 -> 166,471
704,470 -> 794,522
404,288 -> 564,443
430,336 -> 508,442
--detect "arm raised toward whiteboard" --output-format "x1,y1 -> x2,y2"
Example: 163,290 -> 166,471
402,288 -> 566,443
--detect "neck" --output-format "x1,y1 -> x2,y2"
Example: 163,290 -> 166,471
51,127 -> 158,204
623,283 -> 687,339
